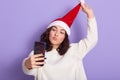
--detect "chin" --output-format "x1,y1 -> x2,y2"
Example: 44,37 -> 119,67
50,40 -> 60,46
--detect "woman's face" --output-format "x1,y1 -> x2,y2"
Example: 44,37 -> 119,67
49,26 -> 66,48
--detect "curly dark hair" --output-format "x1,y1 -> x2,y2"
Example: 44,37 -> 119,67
40,26 -> 70,55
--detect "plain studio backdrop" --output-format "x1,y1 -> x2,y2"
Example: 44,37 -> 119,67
0,0 -> 120,80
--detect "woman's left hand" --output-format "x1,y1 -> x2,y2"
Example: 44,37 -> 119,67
81,2 -> 94,19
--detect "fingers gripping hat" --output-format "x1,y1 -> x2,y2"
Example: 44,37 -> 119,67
48,3 -> 81,36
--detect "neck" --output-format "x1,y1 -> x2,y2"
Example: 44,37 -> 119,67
52,44 -> 59,49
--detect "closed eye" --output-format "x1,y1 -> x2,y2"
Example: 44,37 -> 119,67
51,26 -> 57,31
60,31 -> 65,34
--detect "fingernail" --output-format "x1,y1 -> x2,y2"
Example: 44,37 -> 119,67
44,57 -> 47,59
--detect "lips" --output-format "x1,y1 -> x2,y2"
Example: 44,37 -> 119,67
53,37 -> 57,41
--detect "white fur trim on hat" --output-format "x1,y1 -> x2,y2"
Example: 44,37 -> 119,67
47,20 -> 71,35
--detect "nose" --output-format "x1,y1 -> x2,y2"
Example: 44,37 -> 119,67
55,31 -> 59,36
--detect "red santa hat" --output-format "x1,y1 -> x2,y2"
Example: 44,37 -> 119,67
47,2 -> 82,35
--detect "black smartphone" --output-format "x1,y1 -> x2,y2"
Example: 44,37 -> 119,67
34,41 -> 46,66
34,41 -> 46,55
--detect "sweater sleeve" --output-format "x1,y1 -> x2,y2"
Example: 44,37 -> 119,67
22,51 -> 37,76
71,17 -> 98,59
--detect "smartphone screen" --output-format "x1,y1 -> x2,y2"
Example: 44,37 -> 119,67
34,41 -> 46,66
34,41 -> 46,56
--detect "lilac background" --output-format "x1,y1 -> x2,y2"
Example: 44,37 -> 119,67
0,0 -> 120,80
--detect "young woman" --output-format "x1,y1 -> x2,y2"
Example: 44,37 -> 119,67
22,2 -> 98,80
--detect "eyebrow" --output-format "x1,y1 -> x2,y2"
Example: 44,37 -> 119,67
52,26 -> 57,29
52,26 -> 65,32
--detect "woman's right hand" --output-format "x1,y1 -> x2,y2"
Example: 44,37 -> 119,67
24,54 -> 45,70
81,2 -> 94,19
